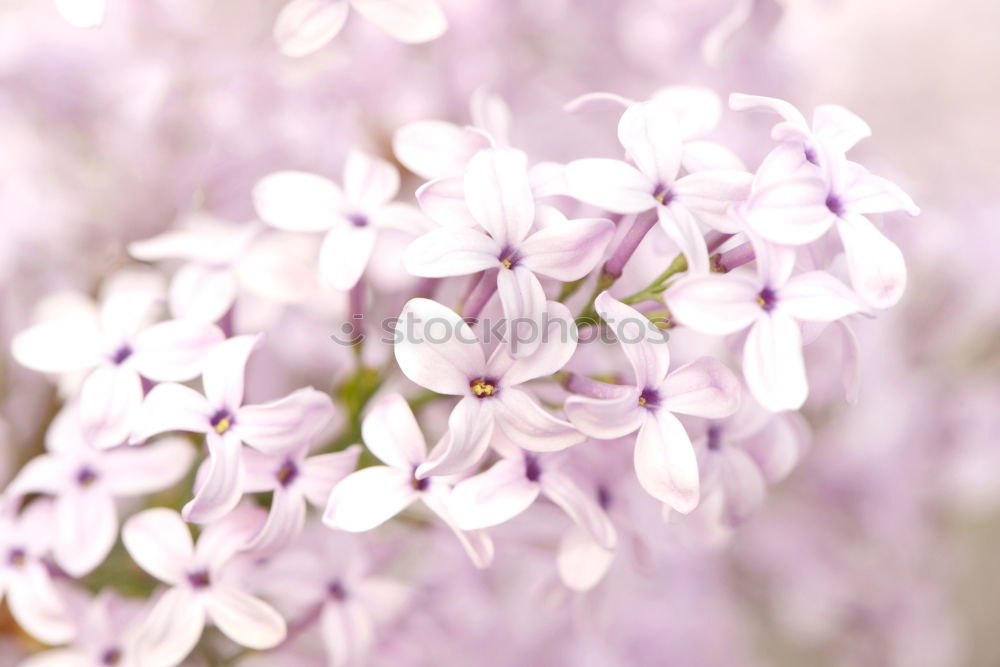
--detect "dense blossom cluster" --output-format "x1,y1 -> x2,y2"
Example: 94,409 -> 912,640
6,1 -> 987,666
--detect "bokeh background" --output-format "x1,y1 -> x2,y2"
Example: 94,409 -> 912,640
1,0 -> 998,665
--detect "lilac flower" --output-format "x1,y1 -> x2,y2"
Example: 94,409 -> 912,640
447,435 -> 617,554
274,0 -> 447,56
666,233 -> 863,412
324,393 -> 494,568
0,499 -> 74,645
54,0 -> 105,28
128,214 -> 262,323
5,404 -> 193,577
11,279 -> 224,448
564,292 -> 741,512
134,334 -> 336,523
122,507 -> 286,665
253,150 -> 427,291
394,298 -> 584,478
242,443 -> 361,555
565,100 -> 752,273
733,94 -> 920,308
405,147 -> 614,356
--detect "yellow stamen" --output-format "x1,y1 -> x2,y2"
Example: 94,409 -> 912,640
500,258 -> 512,269
214,418 -> 231,435
755,295 -> 767,308
470,379 -> 496,397
638,396 -> 647,406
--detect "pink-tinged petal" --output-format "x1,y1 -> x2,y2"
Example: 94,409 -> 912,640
99,288 -> 162,343
54,0 -> 105,28
54,487 -> 117,577
11,314 -> 104,374
273,0 -> 349,57
653,86 -> 722,140
182,431 -> 245,524
394,121 -> 486,180
417,397 -> 495,477
16,649 -> 89,667
361,394 -> 427,469
253,171 -> 342,231
836,213 -> 907,310
557,525 -> 615,592
299,446 -> 362,507
749,230 -> 797,288
323,466 -> 417,531
6,561 -> 75,645
318,222 -> 376,291
202,334 -> 260,410
812,105 -> 871,153
194,504 -> 266,569
681,140 -> 746,173
540,470 -> 616,549
595,291 -> 670,387
350,0 -> 447,43
834,320 -> 860,405
81,364 -> 144,449
746,175 -> 835,245
743,313 -> 808,412
564,389 -> 644,440
394,298 -> 486,395
495,388 -> 584,452
369,202 -> 432,234
666,274 -> 760,336
131,320 -> 224,382
659,357 -> 741,419
497,265 -> 547,358
168,264 -> 238,324
133,383 -> 213,441
464,148 -> 535,247
617,100 -> 682,184
728,93 -> 809,132
320,600 -> 375,667
236,388 -> 334,454
134,587 -> 205,667
448,458 -> 540,530
100,437 -> 195,496
244,487 -> 306,555
488,300 -> 577,386
658,203 -> 710,274
634,411 -> 700,513
404,227 -> 501,277
415,176 -> 478,227
564,158 -> 656,214
4,454 -> 67,497
778,271 -> 862,322
841,164 -> 920,216
420,482 -> 495,569
121,508 -> 193,584
343,150 -> 400,212
672,170 -> 752,233
563,91 -> 633,114
469,88 -> 511,143
717,447 -> 766,526
519,218 -> 615,281
742,413 -> 808,483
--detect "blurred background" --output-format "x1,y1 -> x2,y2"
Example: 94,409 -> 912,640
1,0 -> 998,665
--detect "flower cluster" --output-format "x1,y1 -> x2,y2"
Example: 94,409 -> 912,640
0,80 -> 918,665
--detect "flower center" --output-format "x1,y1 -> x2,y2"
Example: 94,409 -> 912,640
187,569 -> 211,589
597,484 -> 612,510
7,547 -> 26,568
755,287 -> 778,312
76,466 -> 98,487
498,247 -> 520,270
706,424 -> 722,451
470,378 -> 498,398
825,193 -> 845,217
209,408 -> 234,435
804,145 -> 819,165
276,459 -> 298,487
652,183 -> 674,205
111,345 -> 132,365
348,214 -> 368,227
101,648 -> 122,666
524,455 -> 542,482
328,580 -> 348,601
411,470 -> 429,491
638,387 -> 660,409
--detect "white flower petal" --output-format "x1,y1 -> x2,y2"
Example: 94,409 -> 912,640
564,158 -> 655,214
318,222 -> 376,291
274,0 -> 350,57
595,291 -> 670,388
121,508 -> 194,584
360,394 -> 426,469
100,437 -> 195,496
836,213 -> 907,309
778,271 -> 863,322
54,0 -> 106,28
495,388 -> 584,452
349,0 -> 447,43
298,446 -> 362,507
131,319 -> 224,382
666,274 -> 760,336
183,431 -> 245,524
634,411 -> 699,513
323,466 -> 417,531
557,525 -> 615,592
6,561 -> 75,645
81,363 -> 144,449
564,389 -> 644,440
448,458 -> 540,530
53,487 -> 117,577
343,150 -> 400,212
236,387 -> 335,454
743,312 -> 808,412
394,121 -> 487,180
253,171 -> 342,231
134,587 -> 205,667
519,218 -> 615,281
464,148 -> 535,247
394,298 -> 486,395
133,383 -> 213,442
617,100 -> 682,184
404,227 -> 501,277
416,396 -> 495,477
659,357 -> 741,419
540,469 -> 616,549
202,334 -> 260,410
168,264 -> 239,324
